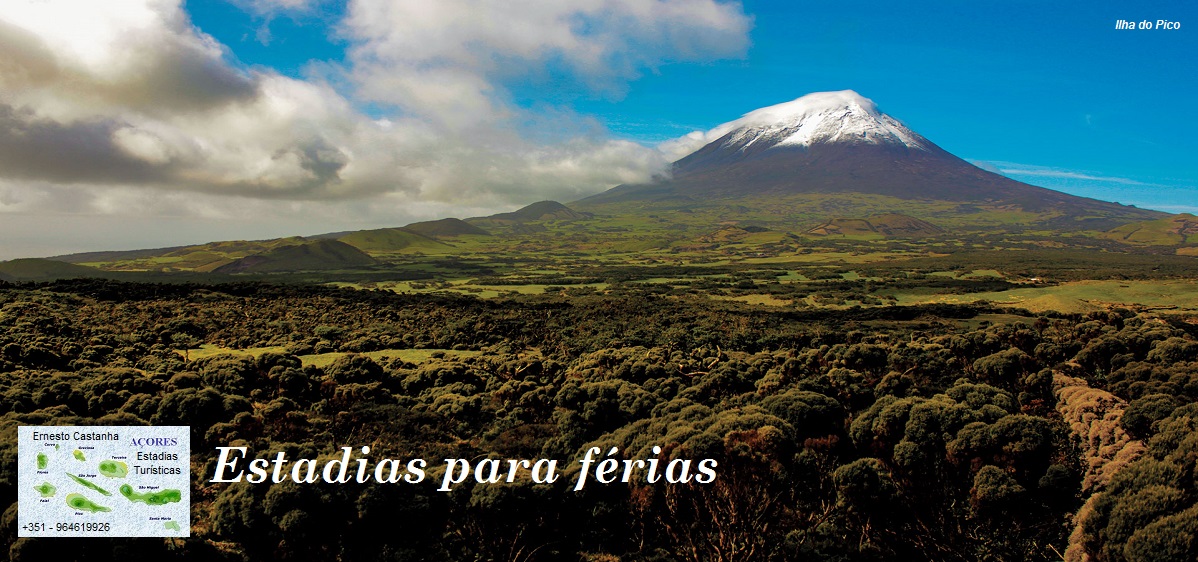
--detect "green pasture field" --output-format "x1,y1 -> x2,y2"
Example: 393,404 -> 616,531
13,192 -> 1196,320
894,279 -> 1198,314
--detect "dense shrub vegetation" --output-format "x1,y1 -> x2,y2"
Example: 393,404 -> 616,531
1,280 -> 1195,561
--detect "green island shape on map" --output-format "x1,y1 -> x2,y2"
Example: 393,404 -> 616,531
164,521 -> 181,531
73,450 -> 86,461
99,460 -> 128,478
36,453 -> 47,470
66,493 -> 110,513
120,485 -> 182,506
67,473 -> 112,496
34,482 -> 56,497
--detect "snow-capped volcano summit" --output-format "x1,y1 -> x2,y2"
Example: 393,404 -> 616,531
705,90 -> 930,152
664,90 -> 952,181
578,90 -> 1162,229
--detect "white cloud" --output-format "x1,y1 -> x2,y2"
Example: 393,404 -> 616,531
112,127 -> 174,165
0,0 -> 750,257
344,0 -> 751,128
975,161 -> 1153,186
968,160 -> 1194,215
656,130 -> 712,162
234,0 -> 321,13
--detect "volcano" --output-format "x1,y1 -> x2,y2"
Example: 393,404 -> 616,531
579,91 -> 1160,229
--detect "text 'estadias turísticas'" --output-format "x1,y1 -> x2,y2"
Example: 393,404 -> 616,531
209,446 -> 718,491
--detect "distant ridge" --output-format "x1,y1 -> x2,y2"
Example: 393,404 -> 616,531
51,246 -> 191,264
214,240 -> 376,274
48,238 -> 310,271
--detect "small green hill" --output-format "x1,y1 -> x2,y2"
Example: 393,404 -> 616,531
805,214 -> 945,237
474,200 -> 591,224
0,259 -> 110,281
154,237 -> 308,271
336,228 -> 451,253
403,218 -> 490,238
1104,213 -> 1198,245
214,240 -> 377,274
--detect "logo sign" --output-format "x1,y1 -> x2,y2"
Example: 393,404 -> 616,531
17,426 -> 191,537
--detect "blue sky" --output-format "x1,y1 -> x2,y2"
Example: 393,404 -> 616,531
189,0 -> 1196,212
0,0 -> 1194,258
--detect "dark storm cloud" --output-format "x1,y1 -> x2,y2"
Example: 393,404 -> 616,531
0,104 -> 165,184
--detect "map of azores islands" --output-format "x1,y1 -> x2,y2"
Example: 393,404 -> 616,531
18,426 -> 190,537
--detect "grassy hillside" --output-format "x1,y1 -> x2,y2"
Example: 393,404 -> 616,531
215,240 -> 377,273
0,258 -> 110,281
337,228 -> 451,254
574,190 -> 1154,232
1103,213 -> 1198,245
25,191 -> 1190,280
